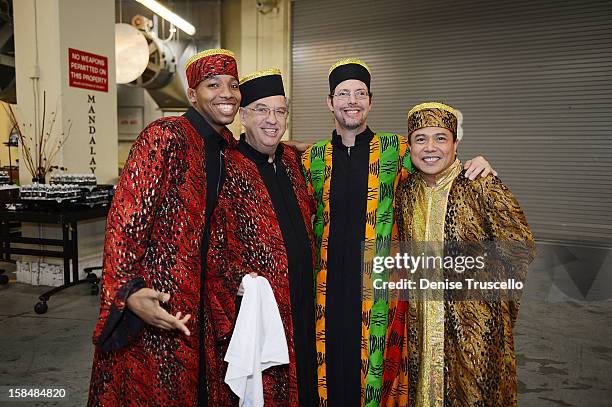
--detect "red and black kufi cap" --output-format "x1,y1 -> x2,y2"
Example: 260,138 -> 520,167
239,68 -> 285,107
184,48 -> 238,89
328,58 -> 371,94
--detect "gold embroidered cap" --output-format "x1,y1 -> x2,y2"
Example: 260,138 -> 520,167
407,101 -> 463,140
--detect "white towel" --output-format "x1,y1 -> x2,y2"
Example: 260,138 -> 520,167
224,275 -> 289,407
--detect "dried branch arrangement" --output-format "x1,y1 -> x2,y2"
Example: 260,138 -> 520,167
3,91 -> 71,182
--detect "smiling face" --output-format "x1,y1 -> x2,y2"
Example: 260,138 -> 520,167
240,95 -> 288,157
326,79 -> 372,134
409,126 -> 458,184
187,74 -> 241,132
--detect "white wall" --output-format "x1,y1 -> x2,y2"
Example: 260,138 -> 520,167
14,0 -> 118,184
12,0 -> 116,277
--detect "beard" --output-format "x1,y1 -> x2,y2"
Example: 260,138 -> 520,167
336,111 -> 366,131
340,117 -> 362,130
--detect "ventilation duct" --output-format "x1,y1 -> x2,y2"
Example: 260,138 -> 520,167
115,0 -> 221,111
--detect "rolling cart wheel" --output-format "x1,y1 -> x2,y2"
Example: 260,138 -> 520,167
90,284 -> 99,296
34,301 -> 48,315
0,274 -> 8,285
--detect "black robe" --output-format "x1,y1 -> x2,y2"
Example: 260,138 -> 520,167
325,127 -> 375,406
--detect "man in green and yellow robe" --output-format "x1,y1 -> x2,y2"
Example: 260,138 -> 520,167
301,60 -> 495,407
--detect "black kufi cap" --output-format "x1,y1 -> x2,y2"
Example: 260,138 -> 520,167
328,58 -> 371,94
239,68 -> 285,107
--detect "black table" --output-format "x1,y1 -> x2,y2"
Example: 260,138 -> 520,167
0,204 -> 109,313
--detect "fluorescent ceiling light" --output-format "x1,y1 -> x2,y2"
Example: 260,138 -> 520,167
134,0 -> 196,36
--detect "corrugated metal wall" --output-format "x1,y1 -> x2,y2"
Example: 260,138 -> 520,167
291,0 -> 612,244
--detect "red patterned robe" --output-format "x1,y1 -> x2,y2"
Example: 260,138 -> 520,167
204,140 -> 318,406
88,112 -> 237,406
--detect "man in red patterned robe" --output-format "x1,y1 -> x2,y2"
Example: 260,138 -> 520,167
88,49 -> 242,406
204,69 -> 318,406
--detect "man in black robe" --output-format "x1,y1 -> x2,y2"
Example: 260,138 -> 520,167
204,68 -> 317,406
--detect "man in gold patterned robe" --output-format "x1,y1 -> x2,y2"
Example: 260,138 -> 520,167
394,102 -> 536,407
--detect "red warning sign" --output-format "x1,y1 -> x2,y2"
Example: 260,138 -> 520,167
68,48 -> 108,92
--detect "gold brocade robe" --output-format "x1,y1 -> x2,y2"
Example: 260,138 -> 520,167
394,160 -> 535,407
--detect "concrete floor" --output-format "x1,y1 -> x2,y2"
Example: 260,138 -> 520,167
0,242 -> 611,406
0,279 -> 98,406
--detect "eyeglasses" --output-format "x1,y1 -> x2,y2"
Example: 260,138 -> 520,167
245,106 -> 289,118
331,89 -> 370,100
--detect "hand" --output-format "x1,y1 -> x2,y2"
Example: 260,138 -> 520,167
237,273 -> 258,296
283,140 -> 311,153
464,156 -> 497,180
126,288 -> 191,336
